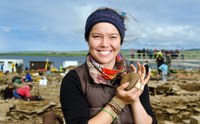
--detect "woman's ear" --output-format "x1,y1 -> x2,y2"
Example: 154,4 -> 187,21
87,40 -> 89,45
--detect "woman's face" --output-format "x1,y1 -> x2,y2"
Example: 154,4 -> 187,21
88,22 -> 121,69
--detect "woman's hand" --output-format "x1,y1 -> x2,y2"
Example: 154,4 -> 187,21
116,62 -> 150,105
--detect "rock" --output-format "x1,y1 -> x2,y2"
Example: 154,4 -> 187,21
182,120 -> 190,124
0,70 -> 200,123
163,120 -> 176,124
165,109 -> 179,114
190,116 -> 200,124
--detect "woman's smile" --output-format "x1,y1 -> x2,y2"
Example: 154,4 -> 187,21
88,22 -> 121,68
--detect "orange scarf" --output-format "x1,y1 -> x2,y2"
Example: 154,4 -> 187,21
89,54 -> 126,81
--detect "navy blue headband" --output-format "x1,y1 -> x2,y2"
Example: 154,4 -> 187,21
85,9 -> 125,44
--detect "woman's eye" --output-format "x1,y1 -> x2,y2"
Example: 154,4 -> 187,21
93,35 -> 101,39
110,36 -> 117,40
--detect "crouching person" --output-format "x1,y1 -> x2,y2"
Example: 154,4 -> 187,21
1,82 -> 15,100
13,84 -> 43,101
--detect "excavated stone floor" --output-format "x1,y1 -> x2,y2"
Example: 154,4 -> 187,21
0,69 -> 200,124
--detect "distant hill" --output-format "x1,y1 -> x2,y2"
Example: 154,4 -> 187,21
0,49 -> 199,59
0,51 -> 88,56
186,48 -> 200,51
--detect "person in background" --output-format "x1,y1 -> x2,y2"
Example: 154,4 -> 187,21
165,52 -> 172,76
12,75 -> 27,88
1,63 -> 4,72
13,84 -> 42,101
1,82 -> 15,100
159,62 -> 168,82
156,53 -> 164,75
156,51 -> 163,59
59,66 -> 63,72
25,66 -> 29,72
144,60 -> 151,78
149,49 -> 153,59
12,72 -> 33,86
130,48 -> 134,59
18,63 -> 21,73
60,7 -> 157,124
12,63 -> 15,73
25,72 -> 32,82
137,49 -> 141,59
142,48 -> 146,59
153,49 -> 157,59
181,48 -> 184,60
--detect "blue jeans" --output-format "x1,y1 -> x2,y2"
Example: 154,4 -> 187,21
13,90 -> 22,99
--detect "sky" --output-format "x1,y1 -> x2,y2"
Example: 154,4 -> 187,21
0,0 -> 200,52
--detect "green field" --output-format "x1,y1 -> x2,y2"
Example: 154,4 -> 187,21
0,49 -> 199,59
122,49 -> 200,59
0,51 -> 88,56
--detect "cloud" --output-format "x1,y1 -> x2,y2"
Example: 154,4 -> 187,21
1,26 -> 11,33
0,0 -> 200,52
126,25 -> 200,49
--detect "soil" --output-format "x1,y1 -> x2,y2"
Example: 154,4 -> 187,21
0,69 -> 200,124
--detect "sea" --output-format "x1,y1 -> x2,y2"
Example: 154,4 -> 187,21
0,55 -> 86,70
0,55 -> 199,70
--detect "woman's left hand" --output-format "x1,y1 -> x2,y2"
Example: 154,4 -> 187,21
116,62 -> 150,104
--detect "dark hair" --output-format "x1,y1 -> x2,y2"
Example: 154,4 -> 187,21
85,7 -> 127,44
28,84 -> 33,90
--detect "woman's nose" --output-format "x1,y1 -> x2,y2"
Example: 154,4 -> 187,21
100,37 -> 109,47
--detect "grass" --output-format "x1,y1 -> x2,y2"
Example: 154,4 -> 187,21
0,51 -> 88,56
0,49 -> 199,59
121,49 -> 200,59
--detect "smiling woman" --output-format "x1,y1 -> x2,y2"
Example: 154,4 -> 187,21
60,7 -> 157,124
88,22 -> 121,69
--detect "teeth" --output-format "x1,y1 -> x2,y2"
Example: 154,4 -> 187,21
99,51 -> 110,55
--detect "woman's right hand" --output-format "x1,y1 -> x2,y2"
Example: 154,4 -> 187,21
115,82 -> 142,105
